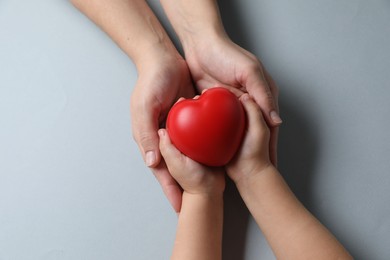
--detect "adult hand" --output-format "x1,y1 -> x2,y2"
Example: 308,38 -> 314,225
184,35 -> 281,165
131,50 -> 195,212
160,0 -> 281,166
71,0 -> 195,212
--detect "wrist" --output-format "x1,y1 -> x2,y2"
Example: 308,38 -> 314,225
233,164 -> 277,193
133,39 -> 182,73
182,191 -> 224,210
181,27 -> 229,58
160,0 -> 229,54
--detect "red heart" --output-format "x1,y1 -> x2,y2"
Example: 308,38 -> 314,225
166,87 -> 246,166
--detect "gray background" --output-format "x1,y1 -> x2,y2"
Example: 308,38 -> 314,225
1,0 -> 389,259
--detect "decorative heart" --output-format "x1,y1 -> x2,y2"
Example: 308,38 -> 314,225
166,87 -> 246,166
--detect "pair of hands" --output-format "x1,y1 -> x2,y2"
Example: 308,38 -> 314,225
158,93 -> 272,198
71,2 -> 352,257
71,0 -> 280,213
131,35 -> 280,211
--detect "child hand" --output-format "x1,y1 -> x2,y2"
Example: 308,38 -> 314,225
226,94 -> 273,184
158,129 -> 225,196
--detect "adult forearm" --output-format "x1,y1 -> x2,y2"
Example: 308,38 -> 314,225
236,166 -> 351,259
71,0 -> 179,70
160,0 -> 227,51
172,192 -> 223,260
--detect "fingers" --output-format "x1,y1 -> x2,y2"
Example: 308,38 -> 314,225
239,94 -> 271,166
269,126 -> 279,167
264,69 -> 280,114
240,94 -> 268,135
130,103 -> 161,167
264,69 -> 280,167
131,105 -> 183,212
158,129 -> 184,173
244,69 -> 282,127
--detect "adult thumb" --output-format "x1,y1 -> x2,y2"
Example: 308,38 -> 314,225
131,110 -> 161,168
244,69 -> 282,127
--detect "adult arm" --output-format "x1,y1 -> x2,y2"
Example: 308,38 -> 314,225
71,0 -> 195,212
71,0 -> 175,67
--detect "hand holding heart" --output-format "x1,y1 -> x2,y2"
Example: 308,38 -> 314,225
226,94 -> 272,184
166,87 -> 246,167
182,36 -> 281,166
158,129 -> 226,196
160,88 -> 272,192
158,87 -> 244,196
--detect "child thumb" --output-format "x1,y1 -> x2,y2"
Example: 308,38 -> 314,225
158,129 -> 179,163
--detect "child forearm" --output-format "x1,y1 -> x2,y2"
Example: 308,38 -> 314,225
171,192 -> 223,260
236,166 -> 352,260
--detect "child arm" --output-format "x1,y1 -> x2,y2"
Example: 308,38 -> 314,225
159,129 -> 224,260
171,192 -> 223,260
227,95 -> 352,259
237,166 -> 351,259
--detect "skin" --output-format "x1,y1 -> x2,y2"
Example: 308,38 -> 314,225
72,2 -> 351,257
71,0 -> 281,213
160,0 -> 282,164
226,94 -> 352,259
71,0 -> 195,212
159,93 -> 351,259
158,128 -> 225,260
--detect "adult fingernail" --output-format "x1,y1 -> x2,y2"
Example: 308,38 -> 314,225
145,151 -> 156,167
270,111 -> 283,124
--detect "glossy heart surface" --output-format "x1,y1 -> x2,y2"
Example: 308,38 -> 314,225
166,87 -> 246,166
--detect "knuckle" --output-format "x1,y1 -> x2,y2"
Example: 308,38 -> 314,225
138,131 -> 154,146
247,61 -> 262,75
263,88 -> 275,108
133,129 -> 155,150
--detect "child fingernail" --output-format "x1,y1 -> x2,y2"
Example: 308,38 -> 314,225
158,129 -> 165,137
241,94 -> 250,102
270,111 -> 283,124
